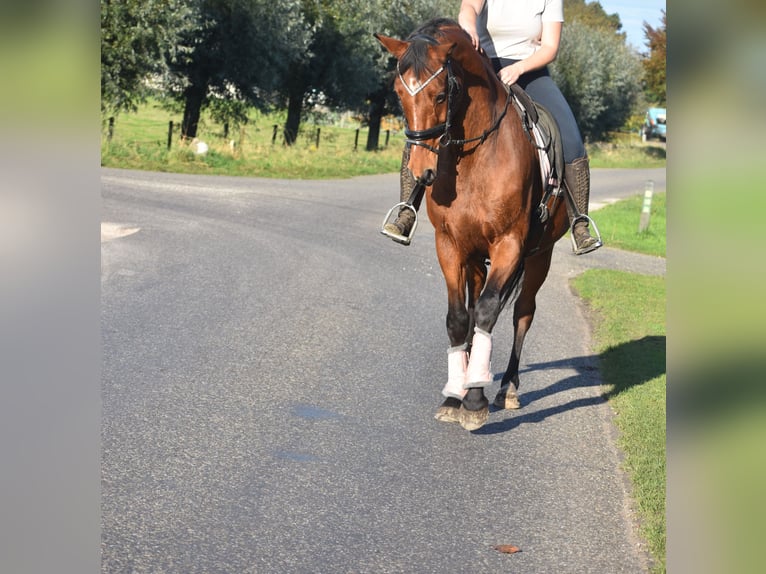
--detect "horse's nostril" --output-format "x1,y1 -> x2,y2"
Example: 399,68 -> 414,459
421,169 -> 436,185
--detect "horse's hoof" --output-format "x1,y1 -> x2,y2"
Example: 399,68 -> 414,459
434,397 -> 462,424
435,405 -> 461,423
458,405 -> 489,431
493,384 -> 521,410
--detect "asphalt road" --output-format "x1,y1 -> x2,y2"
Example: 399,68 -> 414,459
101,166 -> 664,573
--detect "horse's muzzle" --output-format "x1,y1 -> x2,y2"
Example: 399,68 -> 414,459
419,169 -> 436,187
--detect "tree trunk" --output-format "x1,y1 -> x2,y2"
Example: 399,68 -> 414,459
283,91 -> 303,146
366,87 -> 387,151
181,82 -> 207,140
283,67 -> 308,146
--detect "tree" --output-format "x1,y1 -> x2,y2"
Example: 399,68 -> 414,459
564,0 -> 624,38
271,0 -> 402,146
101,0 -> 196,116
642,10 -> 666,105
165,0 -> 296,140
551,20 -> 642,141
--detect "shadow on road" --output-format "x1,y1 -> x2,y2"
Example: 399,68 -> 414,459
476,335 -> 666,435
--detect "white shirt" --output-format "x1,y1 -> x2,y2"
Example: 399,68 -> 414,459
477,0 -> 564,60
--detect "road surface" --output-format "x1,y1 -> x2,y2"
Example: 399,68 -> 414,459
101,167 -> 664,572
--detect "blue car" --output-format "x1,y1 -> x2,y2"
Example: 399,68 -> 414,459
642,107 -> 666,142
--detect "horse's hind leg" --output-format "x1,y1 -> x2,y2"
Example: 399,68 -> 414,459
461,241 -> 524,430
495,247 -> 555,410
464,257 -> 487,350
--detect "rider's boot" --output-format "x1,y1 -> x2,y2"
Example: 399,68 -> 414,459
564,156 -> 603,255
383,144 -> 419,243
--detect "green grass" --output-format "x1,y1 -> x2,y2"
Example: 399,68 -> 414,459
588,133 -> 666,169
571,188 -> 667,571
572,270 -> 666,573
592,192 -> 666,257
101,101 -> 403,178
101,102 -> 666,177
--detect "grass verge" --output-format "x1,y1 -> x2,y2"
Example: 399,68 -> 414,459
592,192 -> 666,257
101,102 -> 404,179
572,270 -> 666,573
588,136 -> 666,169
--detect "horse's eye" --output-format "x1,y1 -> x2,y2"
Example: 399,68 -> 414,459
435,92 -> 447,104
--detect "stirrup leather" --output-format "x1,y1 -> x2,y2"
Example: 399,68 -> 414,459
380,202 -> 418,245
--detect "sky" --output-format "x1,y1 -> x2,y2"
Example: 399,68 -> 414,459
597,0 -> 666,51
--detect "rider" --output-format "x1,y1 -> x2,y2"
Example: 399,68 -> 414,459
383,0 -> 602,255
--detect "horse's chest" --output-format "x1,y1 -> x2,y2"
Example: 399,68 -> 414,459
427,186 -> 521,246
428,200 -> 492,242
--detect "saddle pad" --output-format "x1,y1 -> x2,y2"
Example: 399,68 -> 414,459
509,83 -> 564,192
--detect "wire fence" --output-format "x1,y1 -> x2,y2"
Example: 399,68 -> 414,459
104,115 -> 405,155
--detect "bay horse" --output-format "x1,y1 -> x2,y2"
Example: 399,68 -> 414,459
376,19 -> 570,431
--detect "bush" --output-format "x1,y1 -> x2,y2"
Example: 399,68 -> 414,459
551,21 -> 643,141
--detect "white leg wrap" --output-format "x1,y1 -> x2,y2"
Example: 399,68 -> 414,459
465,329 -> 493,388
442,345 -> 468,399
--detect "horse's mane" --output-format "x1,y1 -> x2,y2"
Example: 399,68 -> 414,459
400,18 -> 466,77
400,18 -> 493,86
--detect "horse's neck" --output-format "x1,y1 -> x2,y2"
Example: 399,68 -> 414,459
457,80 -> 509,146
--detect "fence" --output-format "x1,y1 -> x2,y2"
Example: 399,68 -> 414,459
104,116 -> 401,154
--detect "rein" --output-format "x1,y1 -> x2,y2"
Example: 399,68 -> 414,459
402,58 -> 512,154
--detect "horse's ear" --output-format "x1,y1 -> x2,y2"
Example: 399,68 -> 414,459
375,33 -> 409,59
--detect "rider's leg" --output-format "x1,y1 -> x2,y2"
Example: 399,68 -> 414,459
563,156 -> 602,254
513,65 -> 602,255
383,143 -> 419,241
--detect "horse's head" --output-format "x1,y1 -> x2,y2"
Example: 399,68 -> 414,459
376,19 -> 472,186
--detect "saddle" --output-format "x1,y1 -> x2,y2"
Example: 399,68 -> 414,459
507,83 -> 564,223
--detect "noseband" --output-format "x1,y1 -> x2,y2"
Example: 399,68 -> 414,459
400,56 -> 512,154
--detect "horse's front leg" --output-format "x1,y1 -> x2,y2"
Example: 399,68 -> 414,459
436,259 -> 487,424
433,241 -> 472,424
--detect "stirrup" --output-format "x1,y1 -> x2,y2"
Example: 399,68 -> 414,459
380,202 -> 418,245
570,214 -> 603,255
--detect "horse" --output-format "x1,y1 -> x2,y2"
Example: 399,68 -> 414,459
376,18 -> 571,431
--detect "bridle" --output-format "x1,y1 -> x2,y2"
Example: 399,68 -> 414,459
399,56 -> 512,154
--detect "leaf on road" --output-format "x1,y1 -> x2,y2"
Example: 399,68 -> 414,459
492,544 -> 521,554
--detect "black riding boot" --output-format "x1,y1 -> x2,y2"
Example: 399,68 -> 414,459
564,156 -> 603,255
382,144 -> 419,244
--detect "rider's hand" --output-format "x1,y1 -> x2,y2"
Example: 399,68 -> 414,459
462,26 -> 481,52
499,62 -> 524,86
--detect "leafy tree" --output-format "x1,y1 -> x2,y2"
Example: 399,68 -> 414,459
166,0 -> 295,139
551,20 -> 642,141
101,0 -> 196,116
564,0 -> 624,38
642,10 -> 666,105
275,0 -> 384,145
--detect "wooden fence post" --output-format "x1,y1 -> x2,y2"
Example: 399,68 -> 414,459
167,121 -> 173,150
108,117 -> 115,142
385,129 -> 390,147
315,128 -> 321,148
272,125 -> 278,145
354,129 -> 360,151
238,125 -> 246,153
